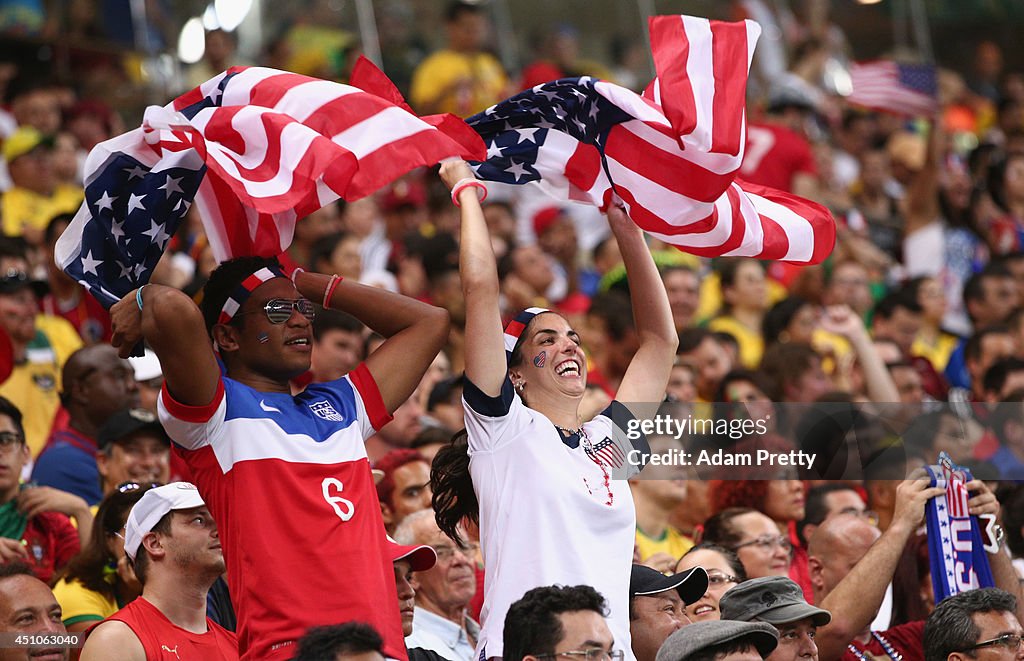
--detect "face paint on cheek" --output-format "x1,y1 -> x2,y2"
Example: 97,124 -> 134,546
258,333 -> 270,344
533,351 -> 547,368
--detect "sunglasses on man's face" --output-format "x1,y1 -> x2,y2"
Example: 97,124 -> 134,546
235,298 -> 316,325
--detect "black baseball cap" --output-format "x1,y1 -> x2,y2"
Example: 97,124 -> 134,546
629,564 -> 709,606
97,408 -> 170,452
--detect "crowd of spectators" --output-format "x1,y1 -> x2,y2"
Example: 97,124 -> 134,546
1,1 -> 1024,660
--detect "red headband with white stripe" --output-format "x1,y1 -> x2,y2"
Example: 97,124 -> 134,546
217,266 -> 287,325
503,307 -> 550,362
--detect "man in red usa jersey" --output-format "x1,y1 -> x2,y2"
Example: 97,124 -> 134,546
107,257 -> 450,661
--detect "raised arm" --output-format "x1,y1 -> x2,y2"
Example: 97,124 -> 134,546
902,119 -> 942,237
294,269 -> 450,414
610,205 -> 678,403
815,477 -> 944,660
438,160 -> 507,397
110,285 -> 221,408
819,304 -> 900,403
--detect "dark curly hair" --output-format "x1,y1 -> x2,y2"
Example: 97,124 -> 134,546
294,622 -> 383,661
503,585 -> 609,661
199,255 -> 284,336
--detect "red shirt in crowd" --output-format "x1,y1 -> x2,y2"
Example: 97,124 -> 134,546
739,122 -> 818,193
106,596 -> 238,660
20,511 -> 80,584
842,621 -> 924,661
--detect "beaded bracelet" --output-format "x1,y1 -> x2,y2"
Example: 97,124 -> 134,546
450,178 -> 488,206
323,274 -> 343,308
135,284 -> 150,310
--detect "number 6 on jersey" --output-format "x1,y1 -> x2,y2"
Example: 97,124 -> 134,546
322,477 -> 355,521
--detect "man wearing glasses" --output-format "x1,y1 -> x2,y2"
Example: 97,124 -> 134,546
923,588 -> 1024,661
394,510 -> 479,661
503,585 -> 622,661
108,256 -> 449,661
0,396 -> 84,585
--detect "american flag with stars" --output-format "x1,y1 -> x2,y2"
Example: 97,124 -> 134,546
56,61 -> 484,308
847,61 -> 938,118
467,15 -> 835,264
587,436 -> 626,469
55,125 -> 206,307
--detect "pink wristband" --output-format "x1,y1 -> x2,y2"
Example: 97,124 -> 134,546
451,179 -> 488,206
291,267 -> 305,286
323,274 -> 343,308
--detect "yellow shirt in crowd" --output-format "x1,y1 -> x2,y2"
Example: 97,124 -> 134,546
911,331 -> 959,373
0,315 -> 83,456
1,185 -> 83,237
51,577 -> 118,628
635,526 -> 694,565
410,50 -> 509,117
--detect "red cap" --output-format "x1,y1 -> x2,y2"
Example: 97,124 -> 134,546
386,535 -> 437,571
532,206 -> 564,237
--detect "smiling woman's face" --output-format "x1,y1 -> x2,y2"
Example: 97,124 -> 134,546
676,549 -> 740,622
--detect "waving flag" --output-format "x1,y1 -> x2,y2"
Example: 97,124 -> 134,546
847,61 -> 937,118
467,15 -> 835,264
56,63 -> 485,308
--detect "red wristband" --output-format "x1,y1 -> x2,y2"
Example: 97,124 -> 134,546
451,179 -> 488,206
323,274 -> 343,308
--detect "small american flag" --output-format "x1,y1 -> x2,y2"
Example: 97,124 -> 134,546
56,61 -> 484,307
466,15 -> 835,264
587,437 -> 626,469
847,61 -> 938,118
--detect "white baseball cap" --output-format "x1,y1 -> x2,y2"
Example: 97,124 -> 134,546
124,482 -> 206,560
127,349 -> 162,382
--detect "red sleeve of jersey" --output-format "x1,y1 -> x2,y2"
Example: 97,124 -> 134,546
160,379 -> 225,423
349,363 -> 393,431
45,513 -> 81,571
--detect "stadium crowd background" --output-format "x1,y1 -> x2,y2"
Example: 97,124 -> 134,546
1,0 -> 1024,660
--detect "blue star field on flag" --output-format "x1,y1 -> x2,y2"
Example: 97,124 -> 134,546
466,77 -> 633,186
62,152 -> 206,308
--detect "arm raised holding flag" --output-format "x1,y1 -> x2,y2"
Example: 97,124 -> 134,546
465,14 -> 835,264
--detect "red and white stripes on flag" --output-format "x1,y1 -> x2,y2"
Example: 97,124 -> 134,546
588,438 -> 626,469
846,61 -> 938,118
467,15 -> 836,264
152,63 -> 484,262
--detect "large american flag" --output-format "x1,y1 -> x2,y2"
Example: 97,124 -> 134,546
847,61 -> 938,118
56,63 -> 484,307
467,15 -> 835,264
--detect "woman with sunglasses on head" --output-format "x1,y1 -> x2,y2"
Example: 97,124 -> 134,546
675,542 -> 747,622
52,483 -> 154,646
108,245 -> 450,660
431,161 -> 677,661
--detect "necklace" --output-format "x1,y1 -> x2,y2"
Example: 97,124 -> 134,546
846,632 -> 903,661
554,424 -> 583,436
578,427 -> 614,507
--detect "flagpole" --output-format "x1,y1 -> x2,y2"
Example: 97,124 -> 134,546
635,0 -> 656,73
908,0 -> 933,63
353,0 -> 382,68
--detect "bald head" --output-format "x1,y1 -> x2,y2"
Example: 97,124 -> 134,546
807,515 -> 881,602
61,345 -> 140,434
